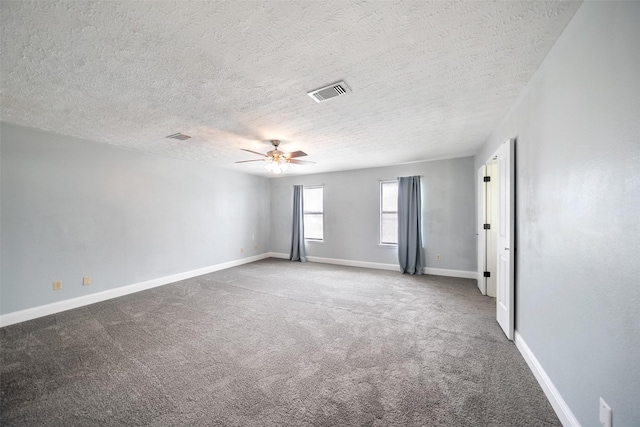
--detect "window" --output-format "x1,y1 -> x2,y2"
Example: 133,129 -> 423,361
380,180 -> 398,245
303,186 -> 323,240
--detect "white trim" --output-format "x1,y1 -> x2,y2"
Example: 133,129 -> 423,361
477,164 -> 487,295
515,331 -> 581,427
268,252 -> 397,270
266,252 -> 289,259
0,254 -> 270,328
267,252 -> 475,279
2,252 -> 478,327
307,256 -> 398,271
477,272 -> 486,292
422,267 -> 477,279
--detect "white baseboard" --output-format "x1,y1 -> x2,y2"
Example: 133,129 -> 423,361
268,252 -> 399,271
1,253 -> 476,327
515,331 -> 580,427
307,255 -> 398,271
422,267 -> 477,279
267,252 -> 475,279
0,254 -> 270,328
477,272 -> 487,295
265,252 -> 289,260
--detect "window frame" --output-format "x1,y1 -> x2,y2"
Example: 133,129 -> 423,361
380,180 -> 398,246
303,185 -> 324,242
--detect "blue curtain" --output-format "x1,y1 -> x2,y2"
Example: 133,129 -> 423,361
398,176 -> 424,274
290,185 -> 307,262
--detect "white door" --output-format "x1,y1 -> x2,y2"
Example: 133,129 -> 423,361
495,139 -> 515,340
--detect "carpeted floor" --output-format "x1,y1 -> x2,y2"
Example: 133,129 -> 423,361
1,259 -> 560,426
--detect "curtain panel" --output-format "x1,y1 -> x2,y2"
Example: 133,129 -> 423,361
289,185 -> 307,262
397,176 -> 424,274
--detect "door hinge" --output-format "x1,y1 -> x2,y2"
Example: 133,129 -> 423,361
484,271 -> 491,278
484,176 -> 491,182
484,223 -> 491,230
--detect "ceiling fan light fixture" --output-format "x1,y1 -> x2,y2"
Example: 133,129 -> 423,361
264,156 -> 289,174
237,139 -> 312,172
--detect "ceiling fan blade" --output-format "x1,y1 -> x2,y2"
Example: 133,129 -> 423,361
285,150 -> 307,159
235,159 -> 265,164
289,159 -> 315,165
241,149 -> 267,157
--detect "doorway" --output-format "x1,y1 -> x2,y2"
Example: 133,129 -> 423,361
477,138 -> 515,340
484,160 -> 498,297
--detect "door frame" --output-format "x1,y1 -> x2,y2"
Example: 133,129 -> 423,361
477,138 -> 515,340
476,165 -> 487,295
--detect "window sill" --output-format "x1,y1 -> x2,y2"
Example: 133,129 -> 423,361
305,239 -> 324,243
379,243 -> 397,248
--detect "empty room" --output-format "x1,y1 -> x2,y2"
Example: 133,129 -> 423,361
1,1 -> 638,426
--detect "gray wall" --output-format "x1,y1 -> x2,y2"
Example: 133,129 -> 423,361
476,2 -> 640,426
1,123 -> 270,314
269,157 -> 476,272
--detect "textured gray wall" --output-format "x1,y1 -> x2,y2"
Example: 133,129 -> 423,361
1,124 -> 270,314
475,2 -> 640,426
269,157 -> 476,272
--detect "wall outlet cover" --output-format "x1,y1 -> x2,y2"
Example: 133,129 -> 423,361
599,397 -> 612,427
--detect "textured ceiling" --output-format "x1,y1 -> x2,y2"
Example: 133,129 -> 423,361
1,1 -> 581,176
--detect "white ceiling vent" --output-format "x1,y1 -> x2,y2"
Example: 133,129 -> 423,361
166,133 -> 191,140
307,81 -> 351,103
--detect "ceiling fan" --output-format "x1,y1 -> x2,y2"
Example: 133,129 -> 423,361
235,140 -> 315,174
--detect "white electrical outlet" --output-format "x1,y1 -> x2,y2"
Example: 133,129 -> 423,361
599,397 -> 612,427
436,254 -> 441,261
